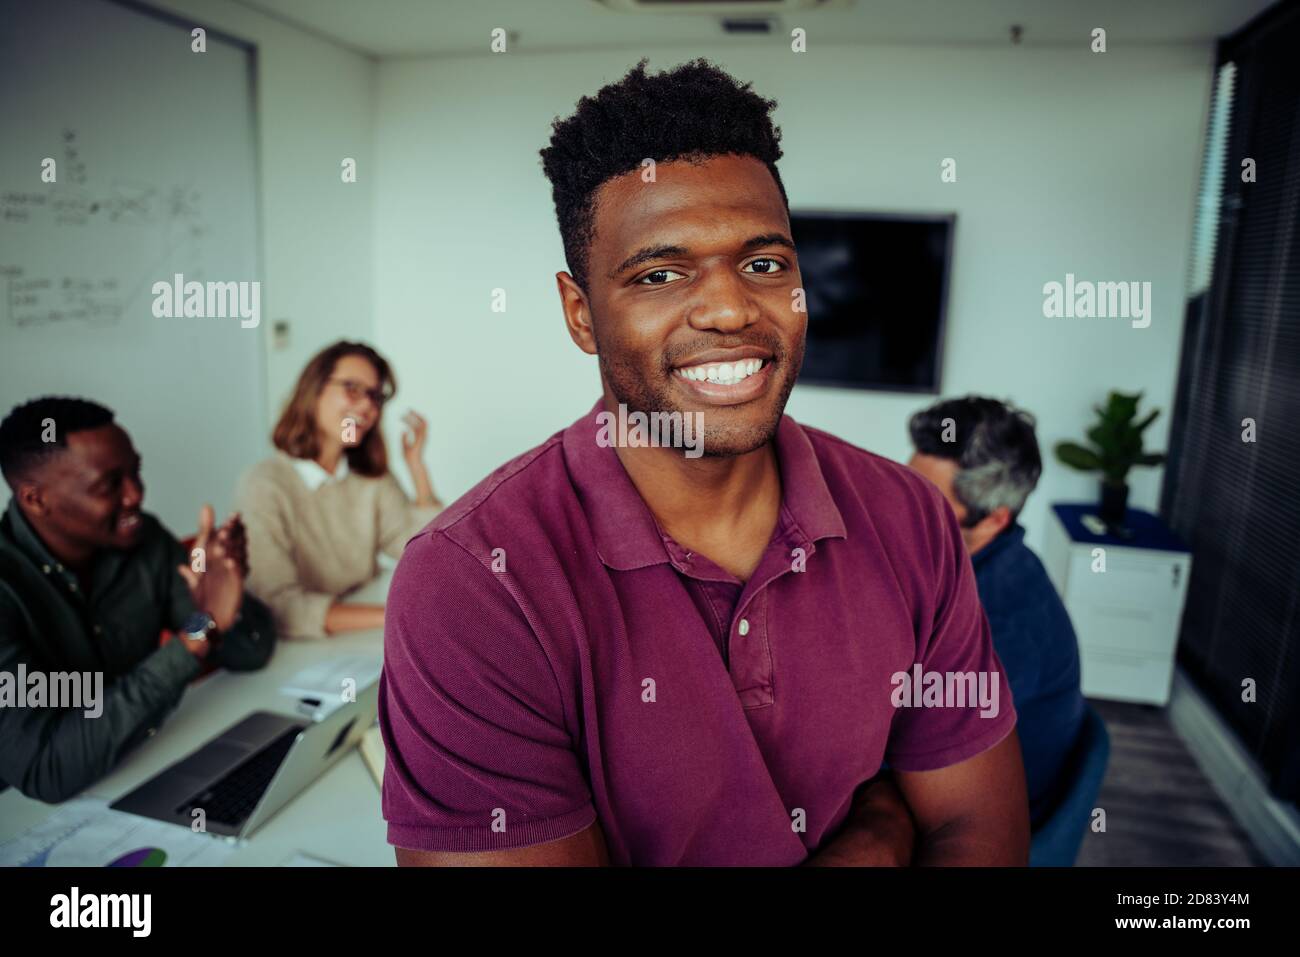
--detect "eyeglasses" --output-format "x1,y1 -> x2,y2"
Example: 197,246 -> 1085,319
327,377 -> 392,407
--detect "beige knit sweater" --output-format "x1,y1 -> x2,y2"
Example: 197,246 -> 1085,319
234,451 -> 441,639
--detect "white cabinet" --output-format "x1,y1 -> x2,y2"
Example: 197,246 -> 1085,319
1042,504 -> 1192,706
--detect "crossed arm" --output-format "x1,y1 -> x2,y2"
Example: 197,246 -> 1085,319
803,730 -> 1030,866
893,730 -> 1029,866
395,730 -> 1029,867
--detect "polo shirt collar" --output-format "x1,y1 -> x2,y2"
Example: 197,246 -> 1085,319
972,521 -> 1026,570
292,454 -> 349,491
561,398 -> 846,572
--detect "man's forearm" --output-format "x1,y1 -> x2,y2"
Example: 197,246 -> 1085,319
213,594 -> 276,670
0,640 -> 199,803
912,816 -> 1027,866
803,774 -> 916,866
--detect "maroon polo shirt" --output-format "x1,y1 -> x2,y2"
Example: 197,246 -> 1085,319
380,398 -> 1017,865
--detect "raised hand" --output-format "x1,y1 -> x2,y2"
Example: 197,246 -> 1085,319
400,409 -> 429,467
400,409 -> 442,508
214,511 -> 249,579
177,504 -> 244,631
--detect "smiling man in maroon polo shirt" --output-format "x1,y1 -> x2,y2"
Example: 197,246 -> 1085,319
380,58 -> 1029,866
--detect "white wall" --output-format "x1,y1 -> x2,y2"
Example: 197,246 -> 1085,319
0,0 -> 375,525
373,44 -> 1213,551
1,0 -> 267,531
147,0 -> 377,426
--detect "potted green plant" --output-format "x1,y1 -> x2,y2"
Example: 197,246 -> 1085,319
1055,391 -> 1166,528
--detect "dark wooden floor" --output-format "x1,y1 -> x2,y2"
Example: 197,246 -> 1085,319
1074,698 -> 1267,866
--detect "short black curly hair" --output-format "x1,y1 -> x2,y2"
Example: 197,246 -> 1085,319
0,396 -> 115,488
539,57 -> 789,294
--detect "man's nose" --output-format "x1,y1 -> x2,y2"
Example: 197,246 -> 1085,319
685,265 -> 760,334
121,475 -> 144,509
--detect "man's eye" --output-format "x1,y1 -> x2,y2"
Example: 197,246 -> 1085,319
637,268 -> 685,286
744,258 -> 785,275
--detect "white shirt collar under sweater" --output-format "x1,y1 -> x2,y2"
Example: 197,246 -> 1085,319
292,455 -> 349,491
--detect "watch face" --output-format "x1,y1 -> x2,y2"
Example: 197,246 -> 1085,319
180,611 -> 215,639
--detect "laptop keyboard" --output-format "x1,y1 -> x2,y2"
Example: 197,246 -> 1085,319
178,726 -> 302,826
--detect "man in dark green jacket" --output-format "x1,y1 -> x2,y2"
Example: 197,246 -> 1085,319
0,396 -> 276,803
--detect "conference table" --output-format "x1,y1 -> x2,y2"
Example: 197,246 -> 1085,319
0,579 -> 395,867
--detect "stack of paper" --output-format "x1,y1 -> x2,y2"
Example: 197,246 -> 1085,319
279,654 -> 382,721
0,798 -> 238,867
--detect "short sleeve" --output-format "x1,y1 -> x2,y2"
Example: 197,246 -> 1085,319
884,488 -> 1018,772
379,529 -> 596,852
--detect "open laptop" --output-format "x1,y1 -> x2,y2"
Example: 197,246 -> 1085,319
110,679 -> 379,839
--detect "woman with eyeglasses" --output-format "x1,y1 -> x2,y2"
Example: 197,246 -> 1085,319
234,340 -> 443,638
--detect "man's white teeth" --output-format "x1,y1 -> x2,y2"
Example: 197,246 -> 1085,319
675,358 -> 766,384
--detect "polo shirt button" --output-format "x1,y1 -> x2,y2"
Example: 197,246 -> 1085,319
738,618 -> 750,636
93,625 -> 102,634
42,564 -> 51,573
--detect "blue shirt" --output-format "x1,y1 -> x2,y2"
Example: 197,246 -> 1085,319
971,523 -> 1085,828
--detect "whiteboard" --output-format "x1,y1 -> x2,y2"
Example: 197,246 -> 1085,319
0,0 -> 264,535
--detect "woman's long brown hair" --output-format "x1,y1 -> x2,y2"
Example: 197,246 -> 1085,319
272,340 -> 395,478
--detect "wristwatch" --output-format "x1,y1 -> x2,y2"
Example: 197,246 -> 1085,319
180,611 -> 218,650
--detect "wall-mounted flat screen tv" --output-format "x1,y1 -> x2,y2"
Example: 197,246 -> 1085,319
790,212 -> 954,394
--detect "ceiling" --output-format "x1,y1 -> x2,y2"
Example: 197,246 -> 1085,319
230,0 -> 1278,59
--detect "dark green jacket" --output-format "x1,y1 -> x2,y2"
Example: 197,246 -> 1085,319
0,499 -> 276,802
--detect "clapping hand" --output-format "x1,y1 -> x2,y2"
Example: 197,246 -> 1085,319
177,505 -> 245,631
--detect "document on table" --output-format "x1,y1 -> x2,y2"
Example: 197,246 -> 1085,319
359,723 -> 385,788
0,798 -> 237,867
279,654 -> 382,720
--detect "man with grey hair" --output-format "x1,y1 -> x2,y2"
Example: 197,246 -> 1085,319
908,396 -> 1085,829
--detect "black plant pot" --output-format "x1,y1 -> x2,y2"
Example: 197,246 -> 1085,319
1099,481 -> 1129,528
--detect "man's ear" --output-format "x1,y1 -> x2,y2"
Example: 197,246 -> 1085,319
556,272 -> 597,356
15,480 -> 48,518
982,505 -> 1012,538
966,506 -> 1011,555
